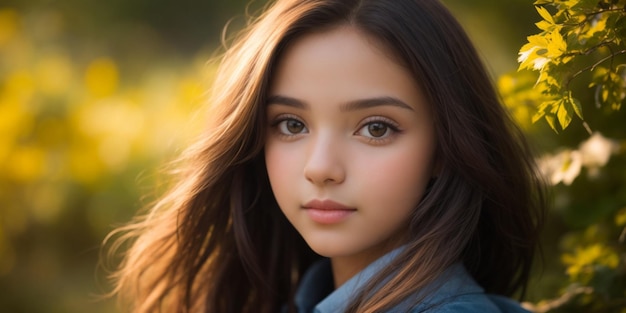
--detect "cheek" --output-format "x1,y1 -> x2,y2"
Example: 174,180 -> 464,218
265,143 -> 281,184
354,142 -> 435,208
264,141 -> 299,202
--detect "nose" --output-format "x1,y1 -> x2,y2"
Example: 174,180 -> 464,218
303,135 -> 346,186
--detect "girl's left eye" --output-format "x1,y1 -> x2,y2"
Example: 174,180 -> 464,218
363,122 -> 389,138
355,119 -> 399,141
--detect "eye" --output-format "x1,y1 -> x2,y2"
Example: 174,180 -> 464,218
356,118 -> 399,140
364,122 -> 389,138
276,118 -> 308,135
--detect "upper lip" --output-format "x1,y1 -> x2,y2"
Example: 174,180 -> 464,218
302,199 -> 355,210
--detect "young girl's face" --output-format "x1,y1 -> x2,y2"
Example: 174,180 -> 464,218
265,26 -> 437,274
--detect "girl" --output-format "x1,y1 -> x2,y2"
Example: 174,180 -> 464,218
107,0 -> 546,312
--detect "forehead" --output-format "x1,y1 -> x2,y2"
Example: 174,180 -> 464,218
279,25 -> 404,70
269,26 -> 423,108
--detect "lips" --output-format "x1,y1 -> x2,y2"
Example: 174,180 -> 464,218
302,199 -> 356,224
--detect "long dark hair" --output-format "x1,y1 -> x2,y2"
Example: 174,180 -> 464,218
106,0 -> 546,312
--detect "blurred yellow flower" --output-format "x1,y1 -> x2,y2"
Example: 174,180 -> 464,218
0,94 -> 34,163
6,146 -> 46,183
67,143 -> 105,184
4,69 -> 36,103
84,57 -> 118,98
177,77 -> 205,106
76,97 -> 145,138
36,53 -> 74,96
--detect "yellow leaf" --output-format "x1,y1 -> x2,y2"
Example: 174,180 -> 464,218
557,100 -> 572,129
535,20 -> 552,31
547,30 -> 567,59
518,42 -> 538,70
588,13 -> 608,36
518,34 -> 554,71
536,6 -> 554,24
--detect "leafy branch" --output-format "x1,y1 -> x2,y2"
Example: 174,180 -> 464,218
518,0 -> 626,132
566,48 -> 626,89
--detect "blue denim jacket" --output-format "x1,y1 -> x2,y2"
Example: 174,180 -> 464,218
292,248 -> 530,313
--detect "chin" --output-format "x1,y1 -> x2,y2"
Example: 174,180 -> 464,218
306,240 -> 363,259
305,240 -> 346,258
309,245 -> 338,258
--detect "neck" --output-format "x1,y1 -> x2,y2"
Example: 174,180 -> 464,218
330,242 -> 399,287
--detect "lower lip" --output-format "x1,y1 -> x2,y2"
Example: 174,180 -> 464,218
305,208 -> 355,224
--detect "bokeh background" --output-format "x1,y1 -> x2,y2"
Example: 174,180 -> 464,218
0,0 -> 624,312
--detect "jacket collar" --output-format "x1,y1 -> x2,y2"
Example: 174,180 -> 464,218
293,247 -> 484,313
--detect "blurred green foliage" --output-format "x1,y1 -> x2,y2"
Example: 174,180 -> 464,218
501,0 -> 626,311
0,0 -> 624,312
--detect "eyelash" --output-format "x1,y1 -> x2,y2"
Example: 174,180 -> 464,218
269,115 -> 401,144
271,114 -> 308,139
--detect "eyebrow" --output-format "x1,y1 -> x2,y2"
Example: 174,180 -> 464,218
266,95 -> 415,112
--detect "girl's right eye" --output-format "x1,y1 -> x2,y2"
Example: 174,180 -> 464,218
275,118 -> 308,136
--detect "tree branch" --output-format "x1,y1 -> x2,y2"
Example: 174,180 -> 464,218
565,49 -> 626,89
522,286 -> 593,313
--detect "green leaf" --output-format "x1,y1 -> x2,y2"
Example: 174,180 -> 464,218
615,16 -> 626,43
571,0 -> 601,12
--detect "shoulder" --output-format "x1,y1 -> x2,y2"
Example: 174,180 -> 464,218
385,262 -> 530,313
403,293 -> 530,313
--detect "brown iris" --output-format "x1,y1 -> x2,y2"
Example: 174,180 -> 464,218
367,122 -> 388,137
286,119 -> 305,134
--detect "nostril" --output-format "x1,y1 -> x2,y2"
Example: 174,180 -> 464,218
303,156 -> 345,186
